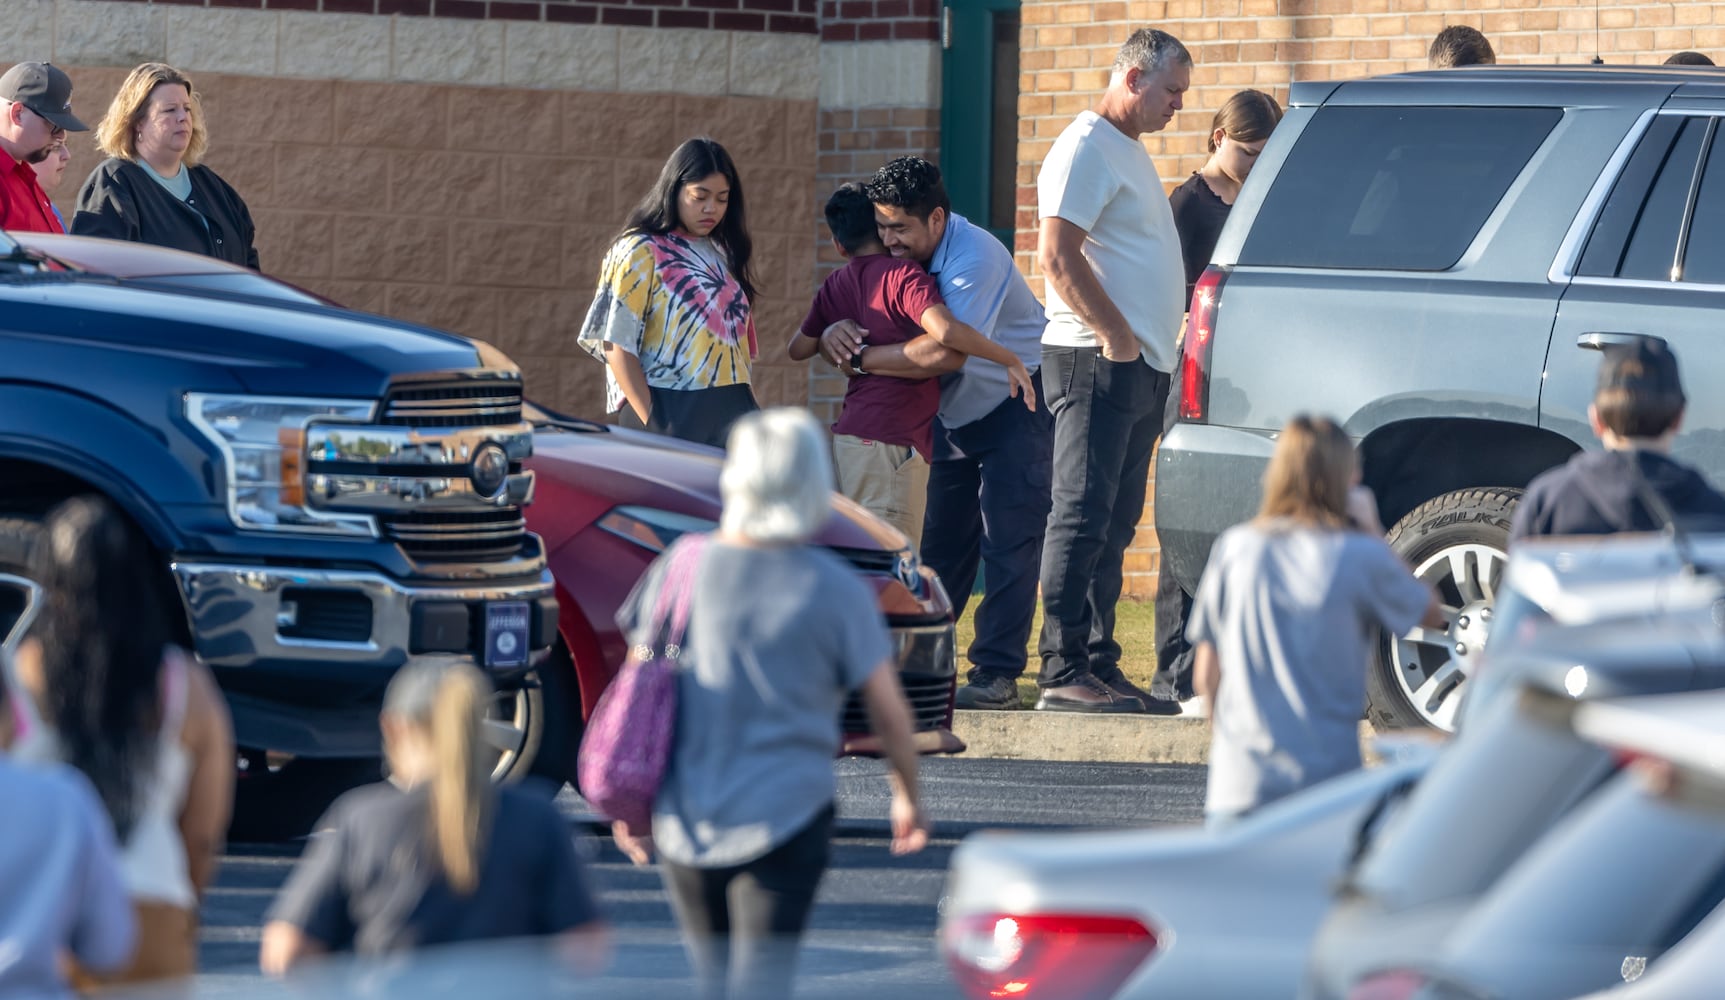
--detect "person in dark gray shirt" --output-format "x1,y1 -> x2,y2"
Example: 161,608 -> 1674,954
259,660 -> 605,975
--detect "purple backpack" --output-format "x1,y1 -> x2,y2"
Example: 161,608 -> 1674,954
577,534 -> 707,832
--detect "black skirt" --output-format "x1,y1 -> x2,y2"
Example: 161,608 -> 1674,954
619,383 -> 760,449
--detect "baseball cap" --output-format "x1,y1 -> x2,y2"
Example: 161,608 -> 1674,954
1597,337 -> 1685,403
0,62 -> 89,132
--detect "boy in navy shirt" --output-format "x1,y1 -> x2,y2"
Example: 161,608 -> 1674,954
790,184 -> 1033,549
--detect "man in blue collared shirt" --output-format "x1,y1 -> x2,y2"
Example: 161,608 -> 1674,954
817,157 -> 1051,710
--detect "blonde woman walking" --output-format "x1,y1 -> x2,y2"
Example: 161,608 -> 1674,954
1189,416 -> 1442,823
260,660 -> 606,973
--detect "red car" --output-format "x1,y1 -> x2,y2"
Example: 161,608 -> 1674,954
512,405 -> 965,788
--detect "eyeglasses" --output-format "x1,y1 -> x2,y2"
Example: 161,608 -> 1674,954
25,105 -> 65,137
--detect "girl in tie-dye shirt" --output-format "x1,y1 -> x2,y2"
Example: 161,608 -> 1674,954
579,138 -> 760,449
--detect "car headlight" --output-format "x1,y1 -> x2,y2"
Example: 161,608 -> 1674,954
186,393 -> 376,534
597,506 -> 718,553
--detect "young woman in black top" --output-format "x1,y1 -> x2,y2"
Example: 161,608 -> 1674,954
1168,89 -> 1284,302
1156,89 -> 1284,717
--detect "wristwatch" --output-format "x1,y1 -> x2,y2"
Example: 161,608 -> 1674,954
849,351 -> 867,375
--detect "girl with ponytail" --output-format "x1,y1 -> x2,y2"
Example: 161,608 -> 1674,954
260,659 -> 606,974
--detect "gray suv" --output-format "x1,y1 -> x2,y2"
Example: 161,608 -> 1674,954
1156,65 -> 1725,731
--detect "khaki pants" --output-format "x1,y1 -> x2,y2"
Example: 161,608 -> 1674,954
832,435 -> 930,551
69,901 -> 198,990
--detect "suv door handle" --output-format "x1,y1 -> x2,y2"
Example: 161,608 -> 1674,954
1577,332 -> 1667,351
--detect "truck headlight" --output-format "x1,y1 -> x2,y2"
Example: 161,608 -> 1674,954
186,393 -> 376,535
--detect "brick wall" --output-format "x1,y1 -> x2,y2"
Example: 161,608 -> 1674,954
1017,0 -> 1725,596
808,1 -> 942,424
66,0 -> 820,32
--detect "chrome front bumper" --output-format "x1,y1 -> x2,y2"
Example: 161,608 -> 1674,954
171,560 -> 557,672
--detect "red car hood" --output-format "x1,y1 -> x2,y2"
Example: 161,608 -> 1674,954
528,424 -> 910,553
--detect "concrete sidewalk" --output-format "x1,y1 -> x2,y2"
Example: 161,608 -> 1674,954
952,710 -> 1386,765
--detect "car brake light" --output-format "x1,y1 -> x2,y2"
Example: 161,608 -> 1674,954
1179,265 -> 1227,423
1346,970 -> 1429,1000
943,912 -> 1158,1000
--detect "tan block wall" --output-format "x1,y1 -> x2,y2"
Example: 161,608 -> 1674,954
45,69 -> 816,420
1018,0 -> 1725,596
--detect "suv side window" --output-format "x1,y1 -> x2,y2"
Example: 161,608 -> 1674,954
1678,124 -> 1725,285
1617,118 -> 1708,282
1237,107 -> 1562,271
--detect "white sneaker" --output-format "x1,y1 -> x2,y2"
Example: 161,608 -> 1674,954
1179,694 -> 1210,719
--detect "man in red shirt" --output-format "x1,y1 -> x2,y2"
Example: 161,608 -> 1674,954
0,62 -> 89,234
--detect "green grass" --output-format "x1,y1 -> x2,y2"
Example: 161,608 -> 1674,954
953,595 -> 1161,708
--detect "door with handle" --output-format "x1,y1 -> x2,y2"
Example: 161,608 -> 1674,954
1546,112 -> 1725,476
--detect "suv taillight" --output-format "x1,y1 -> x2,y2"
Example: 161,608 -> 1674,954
1179,265 -> 1228,423
943,912 -> 1158,1000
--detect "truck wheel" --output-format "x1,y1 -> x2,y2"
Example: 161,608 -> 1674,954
485,641 -> 582,793
0,517 -> 44,644
1368,487 -> 1521,733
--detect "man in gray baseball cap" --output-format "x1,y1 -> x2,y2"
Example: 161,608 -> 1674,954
1,62 -> 88,233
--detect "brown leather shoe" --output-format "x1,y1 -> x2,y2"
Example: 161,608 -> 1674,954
1034,674 -> 1147,714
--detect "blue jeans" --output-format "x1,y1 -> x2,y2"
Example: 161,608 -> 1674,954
1037,347 -> 1171,689
921,372 -> 1054,683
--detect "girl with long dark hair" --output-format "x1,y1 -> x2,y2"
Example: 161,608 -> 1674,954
14,496 -> 235,984
578,137 -> 761,447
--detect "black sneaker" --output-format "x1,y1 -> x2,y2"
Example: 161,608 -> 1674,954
1034,674 -> 1146,714
955,674 -> 1020,710
1095,670 -> 1182,716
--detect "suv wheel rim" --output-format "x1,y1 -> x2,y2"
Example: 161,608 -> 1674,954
1389,543 -> 1504,731
481,683 -> 533,782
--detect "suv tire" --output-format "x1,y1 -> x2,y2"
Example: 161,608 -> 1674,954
1368,487 -> 1522,732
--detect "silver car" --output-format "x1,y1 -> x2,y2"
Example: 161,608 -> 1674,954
1345,690 -> 1725,1000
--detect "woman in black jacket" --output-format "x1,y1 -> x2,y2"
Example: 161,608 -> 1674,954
72,63 -> 258,270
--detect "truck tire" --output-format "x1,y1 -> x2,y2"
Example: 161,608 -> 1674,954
1367,487 -> 1521,732
0,517 -> 44,642
487,641 -> 582,793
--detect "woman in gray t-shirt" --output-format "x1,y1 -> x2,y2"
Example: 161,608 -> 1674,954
1188,415 -> 1439,822
611,408 -> 930,1000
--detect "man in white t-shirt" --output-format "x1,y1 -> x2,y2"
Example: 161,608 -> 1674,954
1034,28 -> 1191,714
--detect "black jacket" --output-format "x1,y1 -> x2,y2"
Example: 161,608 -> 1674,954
71,157 -> 259,270
1510,448 -> 1725,541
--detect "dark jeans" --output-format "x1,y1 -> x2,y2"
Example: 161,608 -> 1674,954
922,374 -> 1054,684
1037,347 -> 1171,689
619,384 -> 759,449
660,804 -> 834,1000
1151,378 -> 1196,701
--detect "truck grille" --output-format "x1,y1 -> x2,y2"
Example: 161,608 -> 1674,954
382,383 -> 523,427
842,672 -> 955,733
381,509 -> 526,562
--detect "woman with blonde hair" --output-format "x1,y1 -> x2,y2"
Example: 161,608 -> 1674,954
1188,415 -> 1441,823
71,62 -> 259,269
259,659 -> 605,974
611,407 -> 929,1000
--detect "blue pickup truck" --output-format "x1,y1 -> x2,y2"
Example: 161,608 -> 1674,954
0,231 -> 558,835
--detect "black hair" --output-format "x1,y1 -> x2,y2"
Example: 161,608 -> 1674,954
622,137 -> 757,303
824,182 -> 884,255
1595,341 -> 1687,438
31,497 -> 178,841
865,156 -> 950,223
1665,51 -> 1716,66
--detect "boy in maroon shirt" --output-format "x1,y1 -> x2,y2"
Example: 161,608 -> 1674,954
790,184 -> 1032,549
